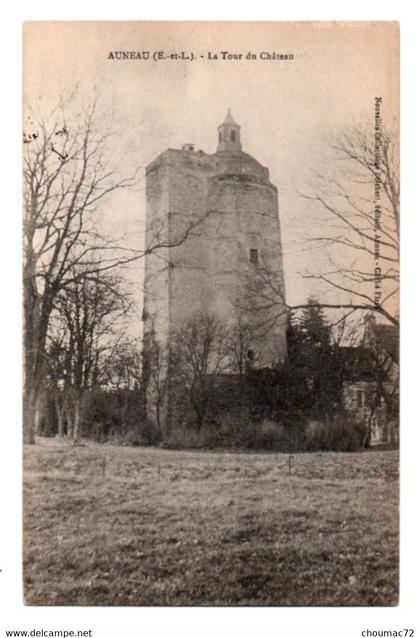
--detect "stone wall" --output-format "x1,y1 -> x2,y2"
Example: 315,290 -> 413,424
144,146 -> 287,361
143,142 -> 288,425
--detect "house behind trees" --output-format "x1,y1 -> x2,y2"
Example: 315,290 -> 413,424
342,315 -> 399,445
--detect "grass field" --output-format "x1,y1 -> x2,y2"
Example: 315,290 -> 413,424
23,439 -> 399,606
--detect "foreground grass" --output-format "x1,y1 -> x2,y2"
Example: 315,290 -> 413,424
23,439 -> 399,606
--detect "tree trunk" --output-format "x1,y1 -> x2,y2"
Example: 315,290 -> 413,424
57,410 -> 65,438
34,390 -> 46,436
34,405 -> 42,436
195,411 -> 204,433
156,401 -> 161,431
65,402 -> 74,439
23,387 -> 37,444
23,271 -> 54,445
55,395 -> 65,438
72,396 -> 82,444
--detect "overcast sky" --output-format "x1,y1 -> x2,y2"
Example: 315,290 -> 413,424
24,21 -> 399,318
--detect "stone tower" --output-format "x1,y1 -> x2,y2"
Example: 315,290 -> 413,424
143,111 -> 287,378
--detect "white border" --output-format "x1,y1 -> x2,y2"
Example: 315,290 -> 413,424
1,2 -> 418,637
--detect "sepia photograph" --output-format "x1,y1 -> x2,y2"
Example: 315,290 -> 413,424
22,21 -> 399,607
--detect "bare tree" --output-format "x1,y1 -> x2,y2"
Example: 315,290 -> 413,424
94,337 -> 144,439
239,124 -> 399,341
300,123 -> 399,327
170,314 -> 231,431
23,96 -> 212,443
103,337 -> 143,393
49,265 -> 128,443
44,336 -> 69,438
23,98 -> 137,442
239,251 -> 289,336
144,335 -> 171,433
225,319 -> 256,379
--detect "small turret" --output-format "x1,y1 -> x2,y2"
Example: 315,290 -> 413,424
217,109 -> 242,152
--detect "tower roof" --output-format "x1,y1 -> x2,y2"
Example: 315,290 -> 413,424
222,109 -> 239,126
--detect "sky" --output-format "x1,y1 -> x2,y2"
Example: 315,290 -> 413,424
23,21 -> 399,320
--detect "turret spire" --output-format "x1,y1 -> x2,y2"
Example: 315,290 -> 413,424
217,109 -> 242,152
223,108 -> 238,125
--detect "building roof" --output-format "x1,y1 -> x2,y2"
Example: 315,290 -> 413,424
337,346 -> 376,382
363,317 -> 399,364
222,109 -> 239,126
373,324 -> 399,363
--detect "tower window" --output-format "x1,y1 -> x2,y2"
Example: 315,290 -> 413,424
231,130 -> 236,142
219,132 -> 222,143
250,248 -> 259,265
247,349 -> 254,362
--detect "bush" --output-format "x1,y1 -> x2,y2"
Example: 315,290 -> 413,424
304,420 -> 328,450
208,416 -> 291,451
127,403 -> 368,453
303,415 -> 368,452
327,416 -> 367,451
161,419 -> 225,450
128,419 -> 162,446
244,419 -> 285,450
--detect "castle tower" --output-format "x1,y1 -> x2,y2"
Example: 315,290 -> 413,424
143,112 -> 287,421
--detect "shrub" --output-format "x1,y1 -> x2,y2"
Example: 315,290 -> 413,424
252,419 -> 285,450
304,420 -> 327,450
327,416 -> 368,451
130,419 -> 162,446
303,415 -> 368,452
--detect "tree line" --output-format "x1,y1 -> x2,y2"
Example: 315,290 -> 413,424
35,303 -> 398,451
23,97 -> 399,449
